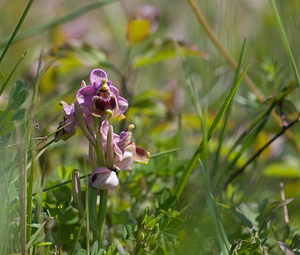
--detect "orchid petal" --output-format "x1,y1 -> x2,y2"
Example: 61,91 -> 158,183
89,167 -> 119,190
76,85 -> 96,107
89,69 -> 107,88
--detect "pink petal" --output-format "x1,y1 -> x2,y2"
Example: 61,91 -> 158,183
90,167 -> 119,190
89,69 -> 107,87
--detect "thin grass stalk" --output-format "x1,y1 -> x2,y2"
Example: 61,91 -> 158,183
269,0 -> 300,88
212,39 -> 247,177
0,0 -> 34,64
0,50 -> 27,96
26,153 -> 35,242
0,0 -> 119,48
199,110 -> 230,254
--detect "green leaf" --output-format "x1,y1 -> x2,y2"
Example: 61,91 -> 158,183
9,80 -> 24,102
0,110 -> 14,136
263,161 -> 300,178
144,215 -> 156,229
11,108 -> 25,121
133,39 -> 208,68
257,198 -> 293,235
230,206 -> 254,229
91,241 -> 99,255
65,43 -> 107,66
8,80 -> 28,110
36,242 -> 52,246
230,238 -> 263,255
123,225 -> 132,239
75,249 -> 87,255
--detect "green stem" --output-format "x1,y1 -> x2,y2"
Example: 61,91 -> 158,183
93,117 -> 105,166
88,187 -> 98,235
106,125 -> 113,169
26,154 -> 35,242
97,189 -> 108,248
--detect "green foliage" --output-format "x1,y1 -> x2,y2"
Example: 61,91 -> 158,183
2,1 -> 300,254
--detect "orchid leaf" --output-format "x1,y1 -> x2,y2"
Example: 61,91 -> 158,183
133,39 -> 208,68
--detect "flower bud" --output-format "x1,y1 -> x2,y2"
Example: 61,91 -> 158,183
89,167 -> 119,190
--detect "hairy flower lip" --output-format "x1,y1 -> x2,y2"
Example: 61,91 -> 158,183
91,94 -> 117,117
76,69 -> 128,118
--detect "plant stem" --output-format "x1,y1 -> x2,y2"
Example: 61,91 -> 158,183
16,126 -> 26,255
26,154 -> 35,242
224,116 -> 300,188
97,189 -> 108,248
93,117 -> 105,166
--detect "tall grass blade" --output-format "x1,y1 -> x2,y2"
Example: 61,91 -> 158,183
269,0 -> 300,88
0,0 -> 119,48
199,109 -> 230,254
0,0 -> 34,64
173,66 -> 250,199
213,39 -> 247,176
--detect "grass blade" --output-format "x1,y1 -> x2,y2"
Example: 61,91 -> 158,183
0,0 -> 118,48
173,65 -> 250,199
213,39 -> 247,176
199,109 -> 230,254
0,0 -> 34,64
269,0 -> 300,88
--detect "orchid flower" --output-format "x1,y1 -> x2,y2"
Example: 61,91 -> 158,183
76,69 -> 128,119
100,120 -> 150,171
